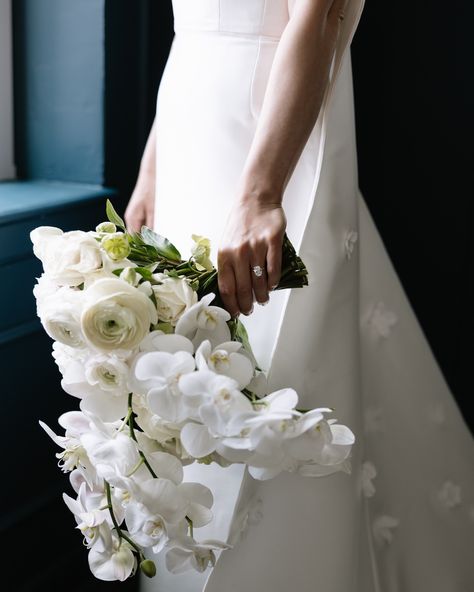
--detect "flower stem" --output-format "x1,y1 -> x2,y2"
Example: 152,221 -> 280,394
105,480 -> 145,560
127,393 -> 158,479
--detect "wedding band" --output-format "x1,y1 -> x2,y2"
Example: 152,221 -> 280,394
252,265 -> 265,278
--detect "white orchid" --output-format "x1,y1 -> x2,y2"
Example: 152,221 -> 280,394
63,481 -> 124,553
139,331 -> 195,354
178,370 -> 253,458
132,350 -> 196,422
39,411 -> 97,482
175,293 -> 231,348
80,423 -> 141,481
132,399 -> 191,461
88,527 -> 137,581
195,339 -> 254,388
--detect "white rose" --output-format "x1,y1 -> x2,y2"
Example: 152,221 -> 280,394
152,273 -> 198,325
38,286 -> 85,347
30,226 -> 102,286
81,278 -> 158,352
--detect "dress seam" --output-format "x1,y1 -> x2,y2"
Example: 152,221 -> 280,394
174,27 -> 281,42
249,37 -> 263,121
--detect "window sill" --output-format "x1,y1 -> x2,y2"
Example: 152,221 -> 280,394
0,179 -> 115,225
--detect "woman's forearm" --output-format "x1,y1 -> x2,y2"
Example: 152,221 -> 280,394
125,117 -> 157,232
138,117 -> 157,180
238,0 -> 348,203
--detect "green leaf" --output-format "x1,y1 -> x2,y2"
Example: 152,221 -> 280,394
233,318 -> 259,369
141,226 -> 182,262
135,267 -> 154,281
106,199 -> 126,230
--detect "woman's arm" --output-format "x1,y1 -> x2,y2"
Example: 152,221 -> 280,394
124,117 -> 157,232
217,0 -> 348,318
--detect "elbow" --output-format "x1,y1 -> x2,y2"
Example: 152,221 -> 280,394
289,0 -> 348,31
326,0 -> 349,26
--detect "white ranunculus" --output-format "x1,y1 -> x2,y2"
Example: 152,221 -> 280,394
57,352 -> 130,422
37,286 -> 85,347
81,278 -> 158,352
85,354 -> 130,393
152,273 -> 198,325
33,273 -> 60,305
30,226 -> 103,286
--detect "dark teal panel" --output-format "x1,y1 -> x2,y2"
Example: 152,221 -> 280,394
0,180 -> 117,336
0,180 -> 112,227
13,0 -> 105,183
0,256 -> 41,332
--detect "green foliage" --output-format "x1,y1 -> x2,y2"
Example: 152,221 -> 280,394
141,226 -> 182,262
105,199 -> 126,230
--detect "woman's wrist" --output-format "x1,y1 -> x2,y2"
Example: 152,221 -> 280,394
237,172 -> 284,207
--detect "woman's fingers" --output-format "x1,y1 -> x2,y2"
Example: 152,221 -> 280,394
250,241 -> 269,305
217,256 -> 240,318
217,202 -> 286,316
266,234 -> 283,291
233,247 -> 254,315
124,210 -> 144,233
145,202 -> 155,229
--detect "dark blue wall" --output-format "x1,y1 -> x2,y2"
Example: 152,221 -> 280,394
13,0 -> 105,184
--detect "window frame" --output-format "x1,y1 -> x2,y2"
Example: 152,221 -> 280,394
0,0 -> 15,180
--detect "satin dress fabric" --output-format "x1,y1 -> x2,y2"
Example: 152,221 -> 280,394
146,2 -> 474,590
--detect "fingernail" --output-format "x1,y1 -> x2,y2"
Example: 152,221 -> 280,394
232,312 -> 240,319
270,284 -> 278,291
244,305 -> 254,315
258,299 -> 270,306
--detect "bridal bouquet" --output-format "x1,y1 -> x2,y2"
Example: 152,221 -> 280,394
31,201 -> 355,582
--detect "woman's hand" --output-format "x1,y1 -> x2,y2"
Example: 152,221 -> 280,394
124,172 -> 155,232
217,194 -> 287,318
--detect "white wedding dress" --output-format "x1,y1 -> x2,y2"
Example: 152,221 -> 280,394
147,1 -> 474,590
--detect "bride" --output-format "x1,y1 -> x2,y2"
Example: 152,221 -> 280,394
125,1 -> 474,590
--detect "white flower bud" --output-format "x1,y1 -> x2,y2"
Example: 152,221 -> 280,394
96,221 -> 117,233
102,232 -> 131,261
119,267 -> 139,286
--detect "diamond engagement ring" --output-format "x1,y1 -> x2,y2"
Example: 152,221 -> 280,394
252,265 -> 265,278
